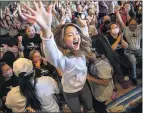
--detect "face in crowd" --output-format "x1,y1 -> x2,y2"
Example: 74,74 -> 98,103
1,63 -> 13,80
88,8 -> 95,16
128,19 -> 138,32
32,51 -> 42,63
64,26 -> 81,51
26,26 -> 36,39
103,15 -> 111,25
109,24 -> 120,37
76,4 -> 83,13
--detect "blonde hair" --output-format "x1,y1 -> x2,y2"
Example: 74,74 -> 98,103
53,23 -> 95,60
29,50 -> 41,61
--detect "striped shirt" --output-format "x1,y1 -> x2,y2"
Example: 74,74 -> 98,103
124,25 -> 142,50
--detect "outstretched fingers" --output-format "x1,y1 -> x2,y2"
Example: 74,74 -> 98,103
22,3 -> 36,15
33,2 -> 39,11
47,4 -> 53,14
38,1 -> 45,10
23,13 -> 36,21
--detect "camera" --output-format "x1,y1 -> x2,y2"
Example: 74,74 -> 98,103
74,12 -> 86,20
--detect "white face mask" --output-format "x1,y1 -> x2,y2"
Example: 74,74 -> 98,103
3,69 -> 13,78
111,28 -> 119,34
7,73 -> 13,77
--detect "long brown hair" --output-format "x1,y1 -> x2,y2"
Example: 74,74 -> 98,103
53,23 -> 95,60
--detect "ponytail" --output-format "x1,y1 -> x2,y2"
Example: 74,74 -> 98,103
18,72 -> 42,111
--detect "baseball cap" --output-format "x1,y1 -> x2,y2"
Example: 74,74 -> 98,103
13,58 -> 34,77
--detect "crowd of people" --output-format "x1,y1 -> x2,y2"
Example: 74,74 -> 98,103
0,1 -> 142,113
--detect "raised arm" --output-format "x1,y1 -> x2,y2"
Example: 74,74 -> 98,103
21,2 -> 72,71
114,5 -> 126,29
17,4 -> 27,21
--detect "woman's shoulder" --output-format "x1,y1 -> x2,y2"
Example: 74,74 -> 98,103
37,76 -> 56,83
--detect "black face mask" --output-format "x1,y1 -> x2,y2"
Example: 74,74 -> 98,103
104,20 -> 111,25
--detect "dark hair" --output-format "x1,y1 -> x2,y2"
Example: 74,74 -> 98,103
25,24 -> 35,30
127,17 -> 139,25
18,72 -> 42,111
107,22 -> 117,30
91,34 -> 122,75
0,62 -> 7,75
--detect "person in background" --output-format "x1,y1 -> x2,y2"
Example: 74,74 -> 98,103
29,50 -> 62,80
116,7 -> 142,85
106,23 -> 130,89
0,33 -> 18,67
17,25 -> 42,58
98,1 -> 108,19
0,62 -> 18,112
6,58 -> 60,112
134,1 -> 142,24
105,1 -> 114,14
99,15 -> 111,34
88,34 -> 123,113
86,7 -> 98,36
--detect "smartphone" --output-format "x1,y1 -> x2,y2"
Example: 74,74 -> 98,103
80,13 -> 86,20
74,12 -> 86,20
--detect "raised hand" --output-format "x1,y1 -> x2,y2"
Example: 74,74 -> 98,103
114,5 -> 120,13
22,2 -> 53,38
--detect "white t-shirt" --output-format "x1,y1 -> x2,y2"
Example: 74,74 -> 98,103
42,34 -> 87,93
5,76 -> 60,112
124,25 -> 142,50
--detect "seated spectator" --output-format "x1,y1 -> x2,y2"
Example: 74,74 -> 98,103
6,58 -> 60,112
29,50 -> 62,80
106,23 -> 128,52
99,15 -> 111,34
0,35 -> 18,67
106,23 -> 131,88
17,25 -> 42,58
0,62 -> 18,112
116,7 -> 142,85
